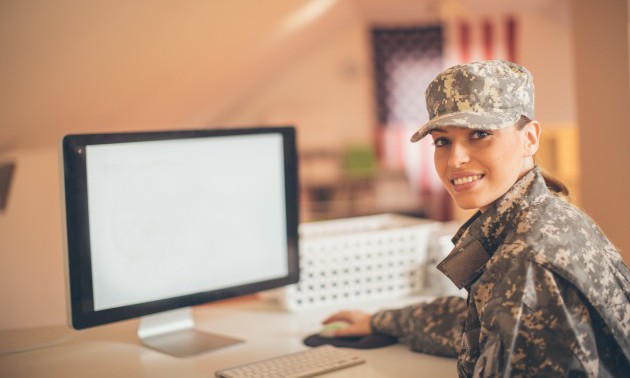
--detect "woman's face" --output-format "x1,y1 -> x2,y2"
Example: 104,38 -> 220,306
430,124 -> 535,211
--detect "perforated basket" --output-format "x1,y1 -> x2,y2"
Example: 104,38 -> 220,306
265,214 -> 439,311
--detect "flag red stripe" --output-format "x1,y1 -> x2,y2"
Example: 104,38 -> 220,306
506,16 -> 517,62
482,20 -> 493,60
459,21 -> 471,63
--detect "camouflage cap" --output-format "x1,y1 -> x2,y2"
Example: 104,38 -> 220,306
410,60 -> 534,142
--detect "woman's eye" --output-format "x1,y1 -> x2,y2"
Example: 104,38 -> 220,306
433,138 -> 449,147
471,130 -> 490,140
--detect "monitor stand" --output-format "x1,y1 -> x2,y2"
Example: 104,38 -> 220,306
137,307 -> 243,357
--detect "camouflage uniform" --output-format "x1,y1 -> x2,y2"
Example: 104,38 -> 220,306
371,167 -> 630,376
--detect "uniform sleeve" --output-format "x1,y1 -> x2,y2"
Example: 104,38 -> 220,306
370,296 -> 466,357
468,257 -> 599,377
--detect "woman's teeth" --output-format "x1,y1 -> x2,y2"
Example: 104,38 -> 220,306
452,174 -> 483,186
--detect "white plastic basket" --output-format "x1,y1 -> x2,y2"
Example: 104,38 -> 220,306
265,214 -> 439,311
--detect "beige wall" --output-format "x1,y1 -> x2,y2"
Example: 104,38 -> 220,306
572,0 -> 630,261
223,20 -> 375,152
0,146 -> 66,329
520,0 -> 576,125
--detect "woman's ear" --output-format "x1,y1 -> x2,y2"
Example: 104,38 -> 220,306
522,120 -> 541,157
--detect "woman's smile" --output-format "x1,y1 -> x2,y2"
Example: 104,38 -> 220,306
449,172 -> 485,192
431,125 -> 532,210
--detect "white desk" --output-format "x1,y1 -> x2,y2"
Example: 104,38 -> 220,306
0,296 -> 456,377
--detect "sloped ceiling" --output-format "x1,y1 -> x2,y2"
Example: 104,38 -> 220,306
0,0 -> 361,151
0,0 -> 557,152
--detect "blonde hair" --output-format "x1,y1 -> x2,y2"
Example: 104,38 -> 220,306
516,116 -> 570,199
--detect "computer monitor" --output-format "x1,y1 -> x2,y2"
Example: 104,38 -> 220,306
60,126 -> 300,357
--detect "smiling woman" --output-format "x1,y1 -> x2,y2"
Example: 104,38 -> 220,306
322,60 -> 630,377
430,121 -> 538,211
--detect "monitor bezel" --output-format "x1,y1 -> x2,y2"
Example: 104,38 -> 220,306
61,126 -> 300,330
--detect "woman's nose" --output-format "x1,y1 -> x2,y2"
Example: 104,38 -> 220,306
448,142 -> 470,167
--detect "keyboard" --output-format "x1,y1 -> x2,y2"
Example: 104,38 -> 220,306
215,345 -> 366,378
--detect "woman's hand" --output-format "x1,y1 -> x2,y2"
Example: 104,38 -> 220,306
321,310 -> 373,337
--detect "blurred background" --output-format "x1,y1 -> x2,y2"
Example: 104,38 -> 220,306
1,0 -> 629,330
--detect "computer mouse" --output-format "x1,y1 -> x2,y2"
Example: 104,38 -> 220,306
318,321 -> 351,338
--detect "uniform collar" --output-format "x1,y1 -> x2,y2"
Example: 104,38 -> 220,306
440,167 -> 550,289
451,166 -> 548,250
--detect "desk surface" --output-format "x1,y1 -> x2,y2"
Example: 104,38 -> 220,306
0,296 -> 456,377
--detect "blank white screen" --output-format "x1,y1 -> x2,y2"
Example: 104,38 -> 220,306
86,133 -> 288,311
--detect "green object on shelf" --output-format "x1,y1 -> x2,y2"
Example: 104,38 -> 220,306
342,145 -> 377,179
